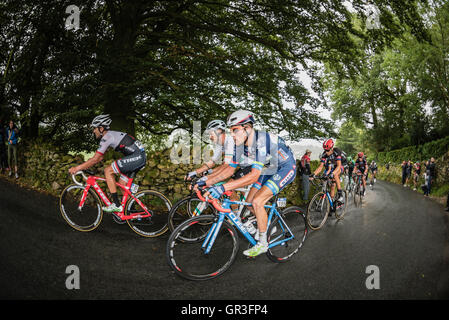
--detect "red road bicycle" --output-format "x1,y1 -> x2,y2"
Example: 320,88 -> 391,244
59,170 -> 171,237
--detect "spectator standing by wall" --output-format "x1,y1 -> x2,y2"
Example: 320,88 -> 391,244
424,158 -> 436,196
413,161 -> 421,191
300,149 -> 312,201
6,120 -> 19,179
0,118 -> 7,173
405,160 -> 412,187
402,161 -> 408,186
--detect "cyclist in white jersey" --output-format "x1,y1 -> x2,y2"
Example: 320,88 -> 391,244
68,115 -> 146,213
185,120 -> 234,181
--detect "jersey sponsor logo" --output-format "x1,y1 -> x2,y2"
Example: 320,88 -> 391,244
279,169 -> 295,187
278,149 -> 289,161
272,174 -> 281,181
121,155 -> 142,164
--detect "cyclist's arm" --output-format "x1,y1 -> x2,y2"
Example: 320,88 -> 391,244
221,168 -> 261,191
195,160 -> 216,176
205,164 -> 237,187
69,152 -> 103,173
312,162 -> 324,177
205,163 -> 230,181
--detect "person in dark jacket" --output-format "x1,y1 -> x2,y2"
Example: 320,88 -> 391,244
301,149 -> 312,201
401,161 -> 408,186
424,158 -> 436,196
0,118 -> 7,173
6,120 -> 19,179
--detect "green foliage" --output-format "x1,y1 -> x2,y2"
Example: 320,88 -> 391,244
323,1 -> 449,153
0,0 -> 432,152
376,135 -> 449,163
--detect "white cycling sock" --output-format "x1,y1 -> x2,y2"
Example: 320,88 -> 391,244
258,231 -> 267,246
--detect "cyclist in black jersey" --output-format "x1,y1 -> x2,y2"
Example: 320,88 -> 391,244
355,152 -> 368,195
69,114 -> 146,213
310,138 -> 344,203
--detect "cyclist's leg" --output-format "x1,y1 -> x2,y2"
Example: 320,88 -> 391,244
244,162 -> 296,257
107,151 -> 146,210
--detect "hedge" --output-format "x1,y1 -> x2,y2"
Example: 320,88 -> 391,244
376,135 -> 449,164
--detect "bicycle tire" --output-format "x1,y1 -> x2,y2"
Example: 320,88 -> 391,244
266,206 -> 308,263
125,189 -> 172,237
167,195 -> 216,235
334,190 -> 348,220
306,192 -> 330,230
59,184 -> 103,232
166,215 -> 239,281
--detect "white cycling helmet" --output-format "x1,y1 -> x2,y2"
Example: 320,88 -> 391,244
205,119 -> 226,132
91,114 -> 112,129
226,110 -> 255,127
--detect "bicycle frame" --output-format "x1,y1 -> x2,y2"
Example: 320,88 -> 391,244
77,174 -> 150,221
197,194 -> 295,255
313,177 -> 338,210
191,185 -> 251,217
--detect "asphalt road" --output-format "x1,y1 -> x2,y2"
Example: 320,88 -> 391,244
0,177 -> 448,300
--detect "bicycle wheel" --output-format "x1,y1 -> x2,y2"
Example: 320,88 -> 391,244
167,195 -> 216,234
306,192 -> 330,230
266,206 -> 308,263
354,184 -> 360,207
334,190 -> 348,220
125,189 -> 172,237
59,184 -> 103,232
167,215 -> 239,281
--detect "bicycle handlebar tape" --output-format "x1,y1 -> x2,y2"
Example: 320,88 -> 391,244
196,190 -> 206,202
211,199 -> 231,213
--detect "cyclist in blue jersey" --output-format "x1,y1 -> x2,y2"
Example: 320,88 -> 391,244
197,110 -> 297,257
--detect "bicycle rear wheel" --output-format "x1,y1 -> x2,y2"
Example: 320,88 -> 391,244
167,195 -> 216,235
266,206 -> 308,263
125,190 -> 172,237
59,184 -> 103,232
306,192 -> 330,230
334,190 -> 348,220
166,215 -> 239,281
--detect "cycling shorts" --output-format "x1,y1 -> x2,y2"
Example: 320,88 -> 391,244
251,159 -> 297,195
112,150 -> 146,175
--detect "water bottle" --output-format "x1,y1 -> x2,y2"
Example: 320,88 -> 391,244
130,183 -> 139,194
243,219 -> 257,235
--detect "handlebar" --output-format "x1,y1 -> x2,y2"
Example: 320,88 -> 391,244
71,171 -> 89,186
196,190 -> 231,213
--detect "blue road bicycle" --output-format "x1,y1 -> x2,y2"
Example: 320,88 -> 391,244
166,190 -> 308,281
307,176 -> 348,230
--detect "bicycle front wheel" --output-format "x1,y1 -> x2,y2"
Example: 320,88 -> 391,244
166,215 -> 239,281
125,190 -> 172,237
167,195 -> 216,235
266,206 -> 308,263
334,190 -> 348,220
306,192 -> 330,230
59,184 -> 103,232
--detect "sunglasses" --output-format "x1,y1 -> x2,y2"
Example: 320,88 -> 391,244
230,126 -> 245,134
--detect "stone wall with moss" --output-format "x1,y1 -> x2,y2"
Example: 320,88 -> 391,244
13,140 -> 322,207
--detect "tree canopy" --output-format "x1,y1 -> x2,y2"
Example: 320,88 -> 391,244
0,0 -> 430,152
